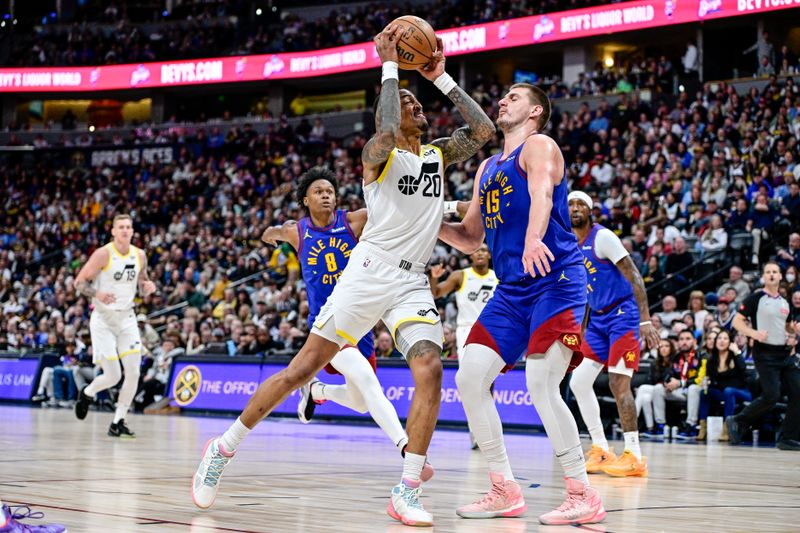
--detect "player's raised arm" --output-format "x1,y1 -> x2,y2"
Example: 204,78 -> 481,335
427,264 -> 463,299
74,247 -> 115,304
520,135 -> 560,278
439,160 -> 486,254
422,37 -> 495,168
261,220 -> 300,250
362,24 -> 405,184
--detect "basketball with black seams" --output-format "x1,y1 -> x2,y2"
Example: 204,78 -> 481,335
391,15 -> 437,70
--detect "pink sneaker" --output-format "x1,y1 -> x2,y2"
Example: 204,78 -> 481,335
538,477 -> 606,525
420,461 -> 435,482
456,472 -> 527,519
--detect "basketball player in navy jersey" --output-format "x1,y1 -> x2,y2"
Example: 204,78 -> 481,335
439,83 -> 605,524
567,191 -> 660,478
260,166 -> 436,479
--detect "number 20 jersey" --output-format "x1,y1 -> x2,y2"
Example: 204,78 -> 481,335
361,144 -> 445,265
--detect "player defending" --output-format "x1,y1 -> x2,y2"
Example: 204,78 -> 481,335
567,191 -> 660,477
439,84 -> 606,524
73,214 -> 156,438
261,167 -> 432,479
191,23 -> 494,527
429,243 -> 498,360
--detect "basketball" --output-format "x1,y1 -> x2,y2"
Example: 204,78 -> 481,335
390,15 -> 437,70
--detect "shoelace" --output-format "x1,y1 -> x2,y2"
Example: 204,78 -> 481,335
400,487 -> 424,511
475,483 -> 506,507
9,505 -> 45,521
555,492 -> 584,514
203,448 -> 230,487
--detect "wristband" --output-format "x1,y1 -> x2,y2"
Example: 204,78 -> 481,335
639,321 -> 652,326
444,201 -> 458,215
381,61 -> 399,84
433,72 -> 456,94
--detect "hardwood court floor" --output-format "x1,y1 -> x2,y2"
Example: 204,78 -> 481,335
1,405 -> 798,533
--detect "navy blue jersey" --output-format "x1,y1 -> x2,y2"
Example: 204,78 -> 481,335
579,224 -> 634,312
297,210 -> 374,357
478,138 -> 582,283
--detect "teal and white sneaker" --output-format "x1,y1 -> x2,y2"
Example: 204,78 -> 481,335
387,480 -> 433,527
192,438 -> 235,509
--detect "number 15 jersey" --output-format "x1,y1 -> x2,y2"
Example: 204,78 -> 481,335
361,144 -> 445,264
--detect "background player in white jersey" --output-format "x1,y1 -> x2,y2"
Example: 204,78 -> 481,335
567,191 -> 660,478
192,23 -> 494,527
429,243 -> 498,359
72,214 -> 156,438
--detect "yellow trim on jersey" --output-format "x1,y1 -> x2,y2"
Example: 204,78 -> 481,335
101,244 -> 113,272
376,148 -> 397,184
133,246 -> 141,270
391,317 -> 438,343
470,267 -> 494,280
456,270 -> 467,294
335,329 -> 358,346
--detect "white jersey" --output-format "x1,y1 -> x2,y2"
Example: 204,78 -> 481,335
361,144 -> 445,265
93,243 -> 141,313
454,267 -> 499,328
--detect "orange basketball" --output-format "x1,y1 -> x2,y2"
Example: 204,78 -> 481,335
391,15 -> 437,70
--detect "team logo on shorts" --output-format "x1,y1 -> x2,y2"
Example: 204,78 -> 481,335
562,334 -> 579,347
173,365 -> 202,406
417,308 -> 439,318
625,351 -> 636,362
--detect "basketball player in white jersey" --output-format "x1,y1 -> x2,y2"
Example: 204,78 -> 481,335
73,214 -> 156,438
192,23 -> 494,527
429,244 -> 498,359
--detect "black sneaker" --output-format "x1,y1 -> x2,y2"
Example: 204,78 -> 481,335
109,419 -> 136,439
297,379 -> 321,424
75,386 -> 92,420
726,416 -> 742,445
776,439 -> 800,451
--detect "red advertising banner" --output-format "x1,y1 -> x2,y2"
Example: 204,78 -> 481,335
0,0 -> 796,92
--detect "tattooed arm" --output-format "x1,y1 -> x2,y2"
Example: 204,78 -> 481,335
421,37 -> 495,168
363,24 -> 404,185
74,247 -> 116,304
137,248 -> 157,297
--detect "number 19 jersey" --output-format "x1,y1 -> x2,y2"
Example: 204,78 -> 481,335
361,144 -> 445,265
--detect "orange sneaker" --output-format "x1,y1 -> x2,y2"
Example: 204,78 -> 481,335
601,450 -> 648,477
584,445 -> 616,474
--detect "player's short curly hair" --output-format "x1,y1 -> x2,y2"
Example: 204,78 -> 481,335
296,167 -> 338,207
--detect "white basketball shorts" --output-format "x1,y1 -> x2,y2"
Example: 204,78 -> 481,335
89,308 -> 142,364
313,242 -> 443,357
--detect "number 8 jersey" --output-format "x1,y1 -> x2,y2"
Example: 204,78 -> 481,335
361,145 -> 445,264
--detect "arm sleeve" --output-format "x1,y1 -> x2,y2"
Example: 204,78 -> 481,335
737,291 -> 761,323
594,228 -> 629,263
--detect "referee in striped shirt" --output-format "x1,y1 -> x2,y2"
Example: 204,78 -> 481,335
728,262 -> 800,450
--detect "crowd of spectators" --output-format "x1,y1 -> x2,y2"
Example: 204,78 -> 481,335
2,1 -> 699,67
1,71 -> 798,443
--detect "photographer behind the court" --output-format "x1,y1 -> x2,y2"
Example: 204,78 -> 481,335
728,262 -> 800,450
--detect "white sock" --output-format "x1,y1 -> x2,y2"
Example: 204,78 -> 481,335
556,444 -> 590,486
402,452 -> 426,484
624,431 -> 642,459
588,425 -> 608,451
482,437 -> 515,481
220,417 -> 251,452
113,405 -> 128,424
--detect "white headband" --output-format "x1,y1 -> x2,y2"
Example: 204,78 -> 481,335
568,191 -> 593,209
